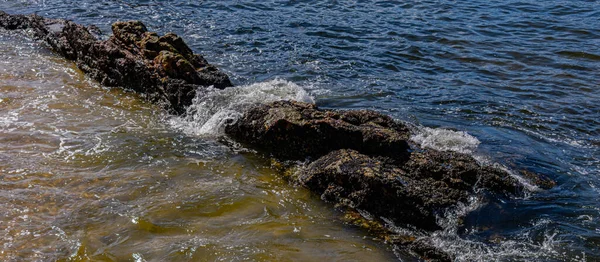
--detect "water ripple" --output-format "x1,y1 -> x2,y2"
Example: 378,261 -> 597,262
1,0 -> 599,260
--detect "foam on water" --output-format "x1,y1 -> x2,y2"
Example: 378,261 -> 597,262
427,229 -> 566,261
169,79 -> 314,136
409,126 -> 544,193
404,125 -> 554,260
2,2 -> 598,258
382,193 -> 566,261
414,196 -> 568,261
410,126 -> 481,154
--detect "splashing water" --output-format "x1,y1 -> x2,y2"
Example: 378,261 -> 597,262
410,126 -> 481,154
2,0 -> 600,260
169,79 -> 314,136
0,35 -> 396,262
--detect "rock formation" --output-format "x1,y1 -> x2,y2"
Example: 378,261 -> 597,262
226,101 -> 550,261
1,11 -> 553,261
226,102 -> 527,229
225,100 -> 411,160
0,11 -> 232,114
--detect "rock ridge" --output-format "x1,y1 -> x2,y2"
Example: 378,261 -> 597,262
0,11 -> 232,114
225,100 -> 553,261
1,11 -> 554,261
224,100 -> 412,161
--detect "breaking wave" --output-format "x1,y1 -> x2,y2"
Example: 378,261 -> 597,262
410,126 -> 481,154
169,79 -> 314,136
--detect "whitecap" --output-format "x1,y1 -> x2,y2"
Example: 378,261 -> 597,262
410,126 -> 481,154
169,78 -> 314,136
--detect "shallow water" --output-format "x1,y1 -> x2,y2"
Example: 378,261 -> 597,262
1,1 -> 599,261
0,33 -> 395,261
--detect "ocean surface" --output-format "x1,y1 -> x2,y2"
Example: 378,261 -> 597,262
1,1 -> 599,261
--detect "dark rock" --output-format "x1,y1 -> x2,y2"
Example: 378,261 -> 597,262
224,99 -> 543,260
2,11 -> 554,261
0,11 -> 232,114
0,11 -> 32,30
297,149 -> 522,231
340,210 -> 452,261
111,20 -> 148,46
402,239 -> 453,262
225,100 -> 412,160
520,169 -> 556,190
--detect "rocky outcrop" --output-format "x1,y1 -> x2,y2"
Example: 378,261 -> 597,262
228,101 -> 525,232
226,101 -> 550,261
298,149 -> 521,231
0,11 -> 232,114
226,101 -> 529,230
2,11 -> 552,261
225,100 -> 412,160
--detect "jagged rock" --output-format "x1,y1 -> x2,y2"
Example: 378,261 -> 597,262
0,11 -> 232,114
0,11 -> 36,30
112,20 -> 148,46
341,210 -> 453,261
401,239 -> 453,262
297,149 -> 522,231
225,100 -> 412,160
2,11 -> 554,261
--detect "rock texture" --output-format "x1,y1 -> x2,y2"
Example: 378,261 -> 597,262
225,100 -> 411,160
0,11 -> 232,114
1,11 -> 553,261
298,149 -> 521,231
226,101 -> 530,230
225,100 -> 551,261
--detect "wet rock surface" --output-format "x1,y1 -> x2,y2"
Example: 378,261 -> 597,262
226,100 -> 549,260
0,11 -> 232,114
297,149 -> 521,231
225,100 -> 412,160
2,11 -> 552,261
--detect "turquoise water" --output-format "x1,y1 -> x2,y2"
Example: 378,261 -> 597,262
1,1 -> 599,261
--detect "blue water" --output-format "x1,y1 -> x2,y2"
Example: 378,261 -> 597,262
2,0 -> 599,260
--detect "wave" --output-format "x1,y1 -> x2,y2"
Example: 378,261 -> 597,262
410,126 -> 481,154
169,79 -> 314,136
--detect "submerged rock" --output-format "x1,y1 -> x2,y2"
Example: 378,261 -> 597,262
0,11 -> 232,114
225,100 -> 412,160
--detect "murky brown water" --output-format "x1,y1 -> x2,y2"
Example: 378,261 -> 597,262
0,32 -> 396,261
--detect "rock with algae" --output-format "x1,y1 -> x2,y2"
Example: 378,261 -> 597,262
297,149 -> 522,231
226,100 -> 552,261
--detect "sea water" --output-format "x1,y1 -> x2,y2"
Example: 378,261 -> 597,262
1,1 -> 598,261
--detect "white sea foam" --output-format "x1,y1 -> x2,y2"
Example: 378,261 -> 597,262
427,229 -> 563,261
406,138 -> 561,261
471,155 -> 540,194
411,126 -> 542,194
169,79 -> 314,136
384,195 -> 563,261
424,196 -> 563,261
495,163 -> 540,193
410,126 -> 481,154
